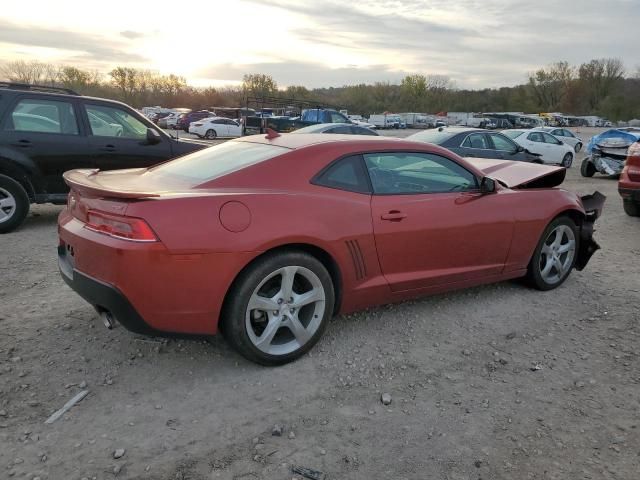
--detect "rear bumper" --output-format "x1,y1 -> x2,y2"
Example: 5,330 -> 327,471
618,187 -> 640,202
58,247 -> 157,334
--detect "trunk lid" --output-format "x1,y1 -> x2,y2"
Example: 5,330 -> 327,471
464,157 -> 566,189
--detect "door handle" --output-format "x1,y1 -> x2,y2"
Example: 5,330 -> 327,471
99,145 -> 117,152
381,211 -> 407,221
466,153 -> 475,157
11,139 -> 32,148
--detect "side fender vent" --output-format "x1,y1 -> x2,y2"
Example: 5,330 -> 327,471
346,239 -> 367,280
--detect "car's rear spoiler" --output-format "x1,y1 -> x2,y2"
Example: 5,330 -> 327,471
63,169 -> 160,199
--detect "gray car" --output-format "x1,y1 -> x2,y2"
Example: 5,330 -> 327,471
291,123 -> 378,135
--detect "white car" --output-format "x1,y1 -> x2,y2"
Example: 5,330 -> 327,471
189,117 -> 243,139
538,127 -> 583,152
502,129 -> 575,167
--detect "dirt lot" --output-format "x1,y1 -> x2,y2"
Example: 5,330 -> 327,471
1,127 -> 639,480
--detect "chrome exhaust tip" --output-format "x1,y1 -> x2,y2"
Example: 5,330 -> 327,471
100,311 -> 115,329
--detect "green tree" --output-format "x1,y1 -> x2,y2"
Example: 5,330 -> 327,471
578,58 -> 625,111
528,61 -> 574,111
242,73 -> 278,98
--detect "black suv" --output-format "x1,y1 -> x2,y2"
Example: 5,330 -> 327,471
0,83 -> 206,233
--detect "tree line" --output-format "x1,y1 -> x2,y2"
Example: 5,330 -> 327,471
1,58 -> 639,120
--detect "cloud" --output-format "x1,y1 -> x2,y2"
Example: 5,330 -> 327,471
197,61 -> 410,88
242,0 -> 640,88
120,30 -> 145,40
0,20 -> 147,63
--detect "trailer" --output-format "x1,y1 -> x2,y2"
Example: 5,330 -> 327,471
398,113 -> 429,128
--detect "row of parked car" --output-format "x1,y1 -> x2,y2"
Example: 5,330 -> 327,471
0,83 -> 638,236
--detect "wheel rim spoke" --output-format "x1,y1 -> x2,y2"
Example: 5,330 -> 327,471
247,295 -> 279,312
541,257 -> 554,276
287,315 -> 312,345
292,287 -> 323,308
279,266 -> 297,299
0,196 -> 15,209
557,239 -> 575,254
254,316 -> 281,350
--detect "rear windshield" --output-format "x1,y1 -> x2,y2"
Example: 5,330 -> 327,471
148,141 -> 289,183
407,130 -> 457,144
503,130 -> 524,139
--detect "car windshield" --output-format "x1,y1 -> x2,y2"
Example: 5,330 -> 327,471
502,130 -> 524,139
407,129 -> 458,144
147,141 -> 289,184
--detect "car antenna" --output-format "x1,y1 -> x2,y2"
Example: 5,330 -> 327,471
265,128 -> 281,139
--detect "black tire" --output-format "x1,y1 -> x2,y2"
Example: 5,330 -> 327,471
574,142 -> 582,153
205,129 -> 217,140
222,251 -> 335,366
561,153 -> 573,168
580,158 -> 596,177
0,174 -> 30,234
623,199 -> 640,217
526,216 -> 579,291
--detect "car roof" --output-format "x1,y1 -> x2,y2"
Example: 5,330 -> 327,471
292,123 -> 353,133
236,133 -> 408,150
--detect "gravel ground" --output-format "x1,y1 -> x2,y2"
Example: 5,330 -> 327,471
1,127 -> 639,480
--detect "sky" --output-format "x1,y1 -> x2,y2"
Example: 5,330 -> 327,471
1,0 -> 638,89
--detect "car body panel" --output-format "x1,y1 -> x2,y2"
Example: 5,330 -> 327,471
407,127 -> 539,162
59,135 -> 601,335
502,129 -> 574,164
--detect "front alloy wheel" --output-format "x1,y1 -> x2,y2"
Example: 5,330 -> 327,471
223,251 -> 334,365
527,217 -> 578,290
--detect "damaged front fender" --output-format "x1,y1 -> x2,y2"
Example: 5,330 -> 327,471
575,191 -> 606,271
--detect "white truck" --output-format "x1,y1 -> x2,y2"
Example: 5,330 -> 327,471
369,114 -> 400,129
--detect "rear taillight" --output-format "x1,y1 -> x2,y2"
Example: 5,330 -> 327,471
85,210 -> 158,242
626,142 -> 640,182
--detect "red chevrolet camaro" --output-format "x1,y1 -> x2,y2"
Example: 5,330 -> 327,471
58,133 -> 605,365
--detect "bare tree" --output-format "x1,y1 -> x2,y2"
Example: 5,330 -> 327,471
528,61 -> 574,111
578,58 -> 625,110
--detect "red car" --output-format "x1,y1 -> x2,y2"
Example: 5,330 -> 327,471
619,141 -> 640,216
58,134 -> 605,365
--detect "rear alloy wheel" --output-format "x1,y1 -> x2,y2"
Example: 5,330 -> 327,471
205,129 -> 217,139
623,199 -> 640,217
0,175 -> 30,234
222,251 -> 334,365
580,158 -> 596,177
575,142 -> 582,153
561,153 -> 573,168
526,217 -> 578,290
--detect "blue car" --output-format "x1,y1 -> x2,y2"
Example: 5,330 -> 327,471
582,128 -> 640,177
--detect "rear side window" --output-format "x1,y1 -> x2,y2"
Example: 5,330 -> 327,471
6,98 -> 78,135
407,129 -> 457,144
462,133 -> 489,149
313,155 -> 371,194
148,141 -> 289,183
86,104 -> 147,140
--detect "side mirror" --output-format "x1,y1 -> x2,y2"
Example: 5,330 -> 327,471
480,177 -> 496,194
146,128 -> 162,145
515,145 -> 524,153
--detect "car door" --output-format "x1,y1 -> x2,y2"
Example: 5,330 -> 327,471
83,102 -> 172,171
0,95 -> 88,194
487,133 -> 526,161
366,151 -> 514,291
524,132 -> 549,160
541,132 -> 564,163
225,119 -> 242,137
458,132 -> 495,158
